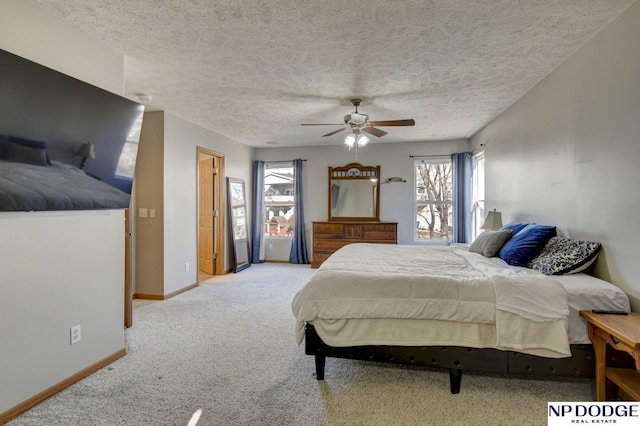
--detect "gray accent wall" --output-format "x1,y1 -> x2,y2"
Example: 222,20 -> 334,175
0,48 -> 143,197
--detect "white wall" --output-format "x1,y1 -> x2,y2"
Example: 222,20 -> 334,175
0,211 -> 125,411
471,2 -> 640,309
134,112 -> 165,296
255,139 -> 470,258
0,0 -> 123,95
0,0 -> 127,414
163,113 -> 254,293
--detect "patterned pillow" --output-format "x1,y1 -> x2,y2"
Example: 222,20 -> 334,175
527,236 -> 601,275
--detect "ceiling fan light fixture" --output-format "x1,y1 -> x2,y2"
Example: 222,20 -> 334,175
357,134 -> 369,147
304,98 -> 415,146
344,133 -> 356,147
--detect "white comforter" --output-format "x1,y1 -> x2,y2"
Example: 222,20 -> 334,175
292,243 -> 571,357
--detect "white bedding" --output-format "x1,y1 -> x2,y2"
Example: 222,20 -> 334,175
292,243 -> 630,358
555,273 -> 630,343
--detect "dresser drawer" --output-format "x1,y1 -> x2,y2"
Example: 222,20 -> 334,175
313,222 -> 345,234
364,224 -> 397,233
363,224 -> 397,241
313,223 -> 344,239
313,240 -> 352,252
342,224 -> 363,239
312,252 -> 333,265
363,232 -> 396,241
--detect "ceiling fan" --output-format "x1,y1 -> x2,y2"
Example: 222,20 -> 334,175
301,99 -> 415,140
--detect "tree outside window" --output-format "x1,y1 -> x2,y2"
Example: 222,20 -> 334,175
415,159 -> 452,242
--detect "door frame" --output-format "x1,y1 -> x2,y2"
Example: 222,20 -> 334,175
197,147 -> 225,277
124,208 -> 132,328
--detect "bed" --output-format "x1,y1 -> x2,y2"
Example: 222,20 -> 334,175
292,230 -> 631,393
0,159 -> 130,211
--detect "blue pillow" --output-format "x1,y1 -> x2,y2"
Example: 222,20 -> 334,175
7,136 -> 51,165
498,224 -> 557,266
500,222 -> 529,235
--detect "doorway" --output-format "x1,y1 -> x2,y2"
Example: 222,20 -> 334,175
198,148 -> 225,281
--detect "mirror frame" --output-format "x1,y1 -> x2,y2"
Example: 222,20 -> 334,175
226,177 -> 251,272
328,162 -> 381,221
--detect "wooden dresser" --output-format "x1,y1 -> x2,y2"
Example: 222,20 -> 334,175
311,221 -> 397,268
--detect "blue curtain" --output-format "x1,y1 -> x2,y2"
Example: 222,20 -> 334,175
251,160 -> 265,263
452,152 -> 473,243
289,159 -> 309,264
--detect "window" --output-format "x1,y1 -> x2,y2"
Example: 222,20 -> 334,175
264,162 -> 295,238
414,158 -> 452,242
115,107 -> 144,179
471,151 -> 486,239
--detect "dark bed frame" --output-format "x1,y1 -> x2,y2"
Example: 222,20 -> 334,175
304,324 -> 632,394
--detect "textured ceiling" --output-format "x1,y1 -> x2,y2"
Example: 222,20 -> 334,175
34,0 -> 635,148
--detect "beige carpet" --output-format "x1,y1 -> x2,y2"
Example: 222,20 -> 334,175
8,263 -> 594,425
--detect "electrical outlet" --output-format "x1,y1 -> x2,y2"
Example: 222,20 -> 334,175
70,324 -> 81,345
185,263 -> 190,272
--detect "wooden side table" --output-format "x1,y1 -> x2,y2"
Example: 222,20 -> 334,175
579,310 -> 640,401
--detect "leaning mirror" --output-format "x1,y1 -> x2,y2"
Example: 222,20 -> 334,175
328,163 -> 380,221
227,177 -> 251,272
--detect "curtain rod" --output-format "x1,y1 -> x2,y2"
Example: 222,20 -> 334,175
409,154 -> 451,159
409,152 -> 474,159
264,159 -> 307,164
471,143 -> 486,155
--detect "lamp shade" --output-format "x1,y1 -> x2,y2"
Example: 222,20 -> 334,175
76,141 -> 96,159
480,209 -> 503,231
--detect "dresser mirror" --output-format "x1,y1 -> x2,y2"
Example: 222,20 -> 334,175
328,163 -> 380,221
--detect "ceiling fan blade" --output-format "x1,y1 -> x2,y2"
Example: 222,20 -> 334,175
301,123 -> 345,126
322,128 -> 347,137
368,119 -> 415,127
361,127 -> 388,137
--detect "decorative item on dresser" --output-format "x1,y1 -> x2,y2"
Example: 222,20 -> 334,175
311,221 -> 397,268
